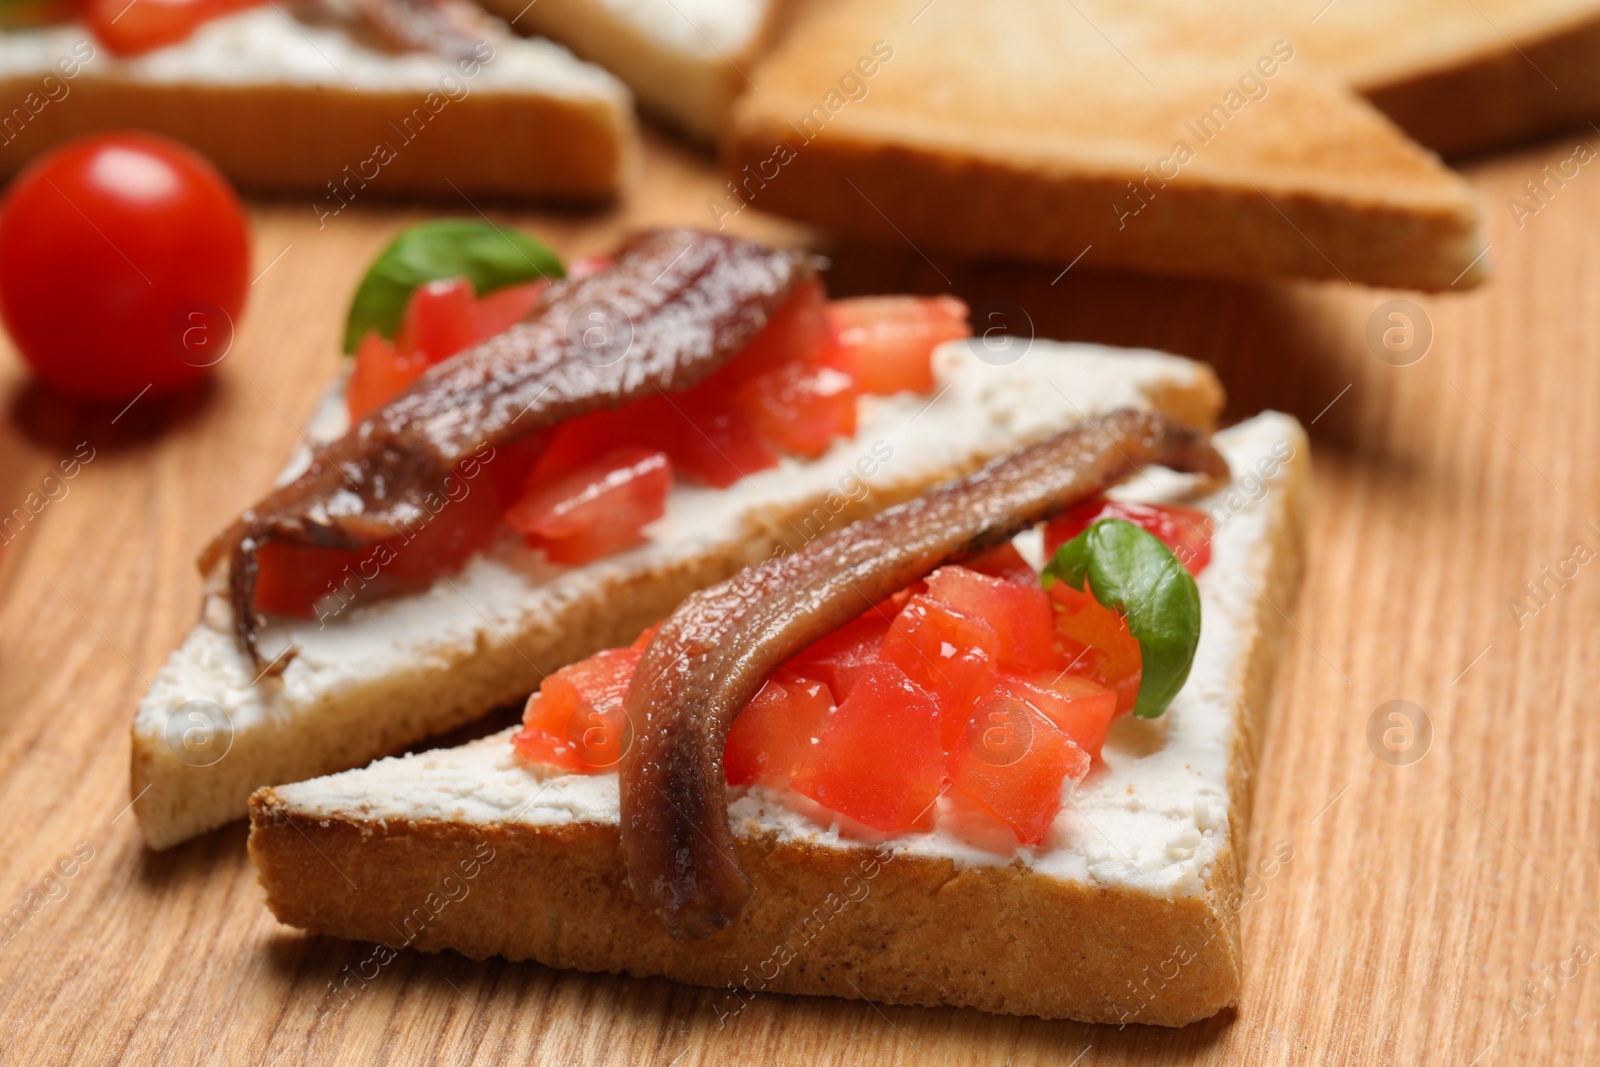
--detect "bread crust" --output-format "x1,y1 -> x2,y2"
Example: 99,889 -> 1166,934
248,412 -> 1307,1026
0,72 -> 633,201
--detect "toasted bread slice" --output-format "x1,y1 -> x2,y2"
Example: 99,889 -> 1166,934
133,342 -> 1222,849
480,0 -> 786,141
249,409 -> 1308,1027
0,7 -> 634,201
1254,0 -> 1600,156
725,0 -> 1488,290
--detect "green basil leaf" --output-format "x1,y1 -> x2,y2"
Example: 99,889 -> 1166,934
1040,518 -> 1201,719
343,219 -> 564,352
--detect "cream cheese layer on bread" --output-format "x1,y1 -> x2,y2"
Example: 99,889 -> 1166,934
252,409 -> 1306,1023
0,9 -> 634,198
134,342 -> 1222,848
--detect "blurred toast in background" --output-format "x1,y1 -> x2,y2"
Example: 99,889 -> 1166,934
1256,0 -> 1600,157
726,0 -> 1489,290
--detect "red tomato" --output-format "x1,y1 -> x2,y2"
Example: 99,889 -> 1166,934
470,278 -> 549,339
87,0 -> 265,56
724,671 -> 834,788
505,447 -> 672,564
514,647 -> 642,771
0,132 -> 249,401
792,662 -> 943,833
925,566 -> 1057,673
1048,581 -> 1143,714
960,542 -> 1038,585
395,277 -> 477,366
252,460 -> 503,618
786,609 -> 893,701
946,695 -> 1087,845
660,380 -> 781,486
824,295 -> 969,395
879,594 -> 999,737
735,358 -> 858,458
346,331 -> 428,423
1001,674 -> 1117,760
717,277 -> 830,384
1045,496 -> 1213,575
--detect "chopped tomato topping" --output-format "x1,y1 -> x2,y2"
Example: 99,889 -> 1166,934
1048,581 -> 1143,714
1000,674 -> 1117,760
734,358 -> 857,459
469,278 -> 550,339
395,277 -> 477,366
960,542 -> 1038,585
946,694 -> 1088,845
87,0 -> 265,57
514,647 -> 642,771
661,381 -> 781,487
504,447 -> 672,565
1045,496 -> 1213,575
346,331 -> 429,424
925,565 -> 1057,672
879,594 -> 999,743
791,662 -> 943,833
724,671 -> 835,789
252,460 -> 503,618
717,278 -> 830,385
787,609 -> 894,701
824,295 -> 970,395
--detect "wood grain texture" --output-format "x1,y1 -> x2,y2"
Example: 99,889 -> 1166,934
2,127 -> 1598,1065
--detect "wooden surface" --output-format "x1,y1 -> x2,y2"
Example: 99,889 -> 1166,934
2,127 -> 1599,1065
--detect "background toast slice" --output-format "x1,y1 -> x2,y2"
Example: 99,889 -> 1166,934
481,0 -> 789,141
133,343 -> 1222,849
1254,0 -> 1600,157
725,0 -> 1488,290
248,410 -> 1309,1027
0,8 -> 635,201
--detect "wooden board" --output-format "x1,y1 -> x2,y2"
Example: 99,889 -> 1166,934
2,127 -> 1598,1065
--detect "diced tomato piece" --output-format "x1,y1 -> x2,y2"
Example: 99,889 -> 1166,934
724,671 -> 835,788
346,330 -> 429,422
1045,496 -> 1213,575
87,0 -> 265,57
960,542 -> 1038,585
661,380 -> 781,487
513,647 -> 642,771
1000,674 -> 1118,760
925,566 -> 1056,672
470,279 -> 550,339
786,609 -> 893,701
253,459 -> 503,618
792,663 -> 942,833
505,447 -> 672,565
735,358 -> 857,459
879,594 -> 999,742
945,693 -> 1087,845
1048,581 -> 1143,714
718,278 -> 830,384
824,295 -> 970,395
395,277 -> 477,367
630,622 -> 662,649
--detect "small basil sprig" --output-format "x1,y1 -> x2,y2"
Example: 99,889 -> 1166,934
343,220 -> 564,352
1041,518 -> 1201,719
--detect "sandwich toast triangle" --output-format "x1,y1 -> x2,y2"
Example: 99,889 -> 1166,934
724,0 -> 1489,291
248,406 -> 1310,1027
478,0 -> 787,141
1252,0 -> 1600,157
132,341 -> 1222,849
0,8 -> 635,201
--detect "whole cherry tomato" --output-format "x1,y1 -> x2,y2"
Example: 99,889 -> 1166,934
0,131 -> 250,401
